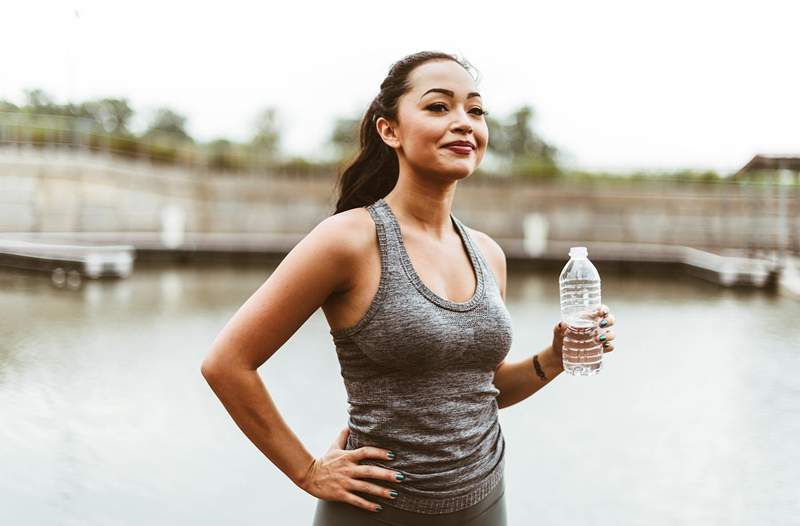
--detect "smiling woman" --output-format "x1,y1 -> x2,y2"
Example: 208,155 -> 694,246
201,50 -> 615,526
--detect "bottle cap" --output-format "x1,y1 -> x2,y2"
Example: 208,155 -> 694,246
569,246 -> 588,258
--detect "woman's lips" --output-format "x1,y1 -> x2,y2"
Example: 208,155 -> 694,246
443,145 -> 474,155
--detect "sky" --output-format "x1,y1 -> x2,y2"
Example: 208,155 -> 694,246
2,0 -> 798,173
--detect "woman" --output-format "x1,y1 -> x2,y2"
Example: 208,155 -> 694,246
201,50 -> 617,525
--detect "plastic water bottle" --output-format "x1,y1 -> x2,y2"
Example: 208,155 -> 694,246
559,246 -> 603,376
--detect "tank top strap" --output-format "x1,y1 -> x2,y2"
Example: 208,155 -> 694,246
364,198 -> 404,273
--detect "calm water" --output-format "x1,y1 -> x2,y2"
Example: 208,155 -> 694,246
1,262 -> 798,526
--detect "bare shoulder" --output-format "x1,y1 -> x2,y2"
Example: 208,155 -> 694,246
465,226 -> 507,301
311,206 -> 377,291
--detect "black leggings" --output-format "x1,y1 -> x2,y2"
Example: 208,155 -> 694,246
311,477 -> 506,526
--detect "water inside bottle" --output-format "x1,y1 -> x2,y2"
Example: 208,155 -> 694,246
560,277 -> 603,376
562,323 -> 603,376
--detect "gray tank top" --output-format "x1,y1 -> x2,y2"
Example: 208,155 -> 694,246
330,197 -> 513,514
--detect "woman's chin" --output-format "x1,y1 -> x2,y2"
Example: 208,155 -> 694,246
443,161 -> 476,179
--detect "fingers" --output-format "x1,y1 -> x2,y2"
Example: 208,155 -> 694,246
341,490 -> 384,513
347,478 -> 399,502
594,304 -> 610,318
350,464 -> 406,484
350,445 -> 397,462
597,313 -> 615,328
596,328 -> 614,343
596,327 -> 615,352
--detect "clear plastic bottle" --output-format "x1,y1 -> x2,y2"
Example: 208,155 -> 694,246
558,246 -> 603,376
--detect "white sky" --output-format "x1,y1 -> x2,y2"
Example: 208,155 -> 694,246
2,0 -> 798,173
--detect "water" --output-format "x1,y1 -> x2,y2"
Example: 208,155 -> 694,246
559,247 -> 603,375
1,263 -> 799,525
562,325 -> 604,376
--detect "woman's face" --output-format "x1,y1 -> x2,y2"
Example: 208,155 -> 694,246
379,59 -> 489,179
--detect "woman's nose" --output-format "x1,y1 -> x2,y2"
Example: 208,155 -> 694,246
451,108 -> 473,133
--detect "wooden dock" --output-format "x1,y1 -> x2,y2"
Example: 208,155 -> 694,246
1,232 -> 796,297
0,238 -> 135,284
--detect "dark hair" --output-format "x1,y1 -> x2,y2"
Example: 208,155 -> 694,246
331,51 -> 478,214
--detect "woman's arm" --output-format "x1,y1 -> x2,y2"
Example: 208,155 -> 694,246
494,346 -> 563,409
200,213 -> 363,489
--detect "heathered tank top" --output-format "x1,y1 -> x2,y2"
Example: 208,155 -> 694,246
329,197 -> 514,514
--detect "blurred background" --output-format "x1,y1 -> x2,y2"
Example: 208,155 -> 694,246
1,1 -> 798,525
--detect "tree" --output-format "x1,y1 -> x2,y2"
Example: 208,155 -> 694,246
143,107 -> 193,142
249,106 -> 281,159
486,105 -> 559,177
328,115 -> 361,160
82,98 -> 134,134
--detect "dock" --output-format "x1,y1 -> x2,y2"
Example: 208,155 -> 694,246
0,237 -> 135,285
1,232 -> 797,298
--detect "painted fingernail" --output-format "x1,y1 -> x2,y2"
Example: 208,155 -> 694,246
603,341 -> 609,347
599,333 -> 607,341
387,451 -> 396,460
389,490 -> 399,498
602,306 -> 609,315
395,473 -> 405,481
599,319 -> 608,327
376,504 -> 383,512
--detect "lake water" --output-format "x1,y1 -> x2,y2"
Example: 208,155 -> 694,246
1,262 -> 798,525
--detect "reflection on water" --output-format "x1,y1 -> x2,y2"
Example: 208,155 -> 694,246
0,263 -> 798,525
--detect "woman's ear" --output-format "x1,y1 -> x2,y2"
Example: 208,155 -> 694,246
375,116 -> 400,149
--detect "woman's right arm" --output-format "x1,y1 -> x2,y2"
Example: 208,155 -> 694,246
200,212 -> 402,512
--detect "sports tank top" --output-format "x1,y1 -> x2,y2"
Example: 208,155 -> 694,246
329,197 -> 514,514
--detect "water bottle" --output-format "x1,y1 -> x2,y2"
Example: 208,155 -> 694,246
559,246 -> 603,376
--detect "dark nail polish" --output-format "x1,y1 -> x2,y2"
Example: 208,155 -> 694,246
387,450 -> 396,460
600,319 -> 608,327
395,473 -> 405,481
375,505 -> 383,512
599,333 -> 606,341
389,490 -> 399,498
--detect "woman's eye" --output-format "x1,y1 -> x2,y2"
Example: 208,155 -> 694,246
426,103 -> 488,117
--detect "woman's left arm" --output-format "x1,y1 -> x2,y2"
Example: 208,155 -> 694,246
475,230 -> 616,409
494,307 -> 615,409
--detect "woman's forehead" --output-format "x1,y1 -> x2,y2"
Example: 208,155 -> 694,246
407,60 -> 478,98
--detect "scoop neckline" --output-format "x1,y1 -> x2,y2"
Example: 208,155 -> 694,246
375,197 -> 485,311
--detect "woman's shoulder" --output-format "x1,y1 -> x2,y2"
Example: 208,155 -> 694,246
313,205 -> 380,263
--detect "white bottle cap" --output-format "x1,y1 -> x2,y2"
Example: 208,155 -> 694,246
569,246 -> 588,258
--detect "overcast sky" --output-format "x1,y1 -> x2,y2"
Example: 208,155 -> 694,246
2,0 -> 798,173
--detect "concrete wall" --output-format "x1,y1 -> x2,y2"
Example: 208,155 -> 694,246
1,147 -> 798,255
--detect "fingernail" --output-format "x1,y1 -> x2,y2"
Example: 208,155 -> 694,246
599,319 -> 608,327
387,451 -> 396,460
375,504 -> 383,512
389,490 -> 399,498
395,473 -> 405,481
599,333 -> 606,341
602,306 -> 609,315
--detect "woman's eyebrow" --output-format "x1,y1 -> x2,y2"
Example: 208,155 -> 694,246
419,88 -> 482,101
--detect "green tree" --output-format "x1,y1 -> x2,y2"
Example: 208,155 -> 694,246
143,107 -> 193,142
82,98 -> 134,134
487,105 -> 559,177
329,115 -> 360,160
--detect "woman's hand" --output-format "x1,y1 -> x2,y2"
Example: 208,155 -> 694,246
552,304 -> 616,355
299,427 -> 404,513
